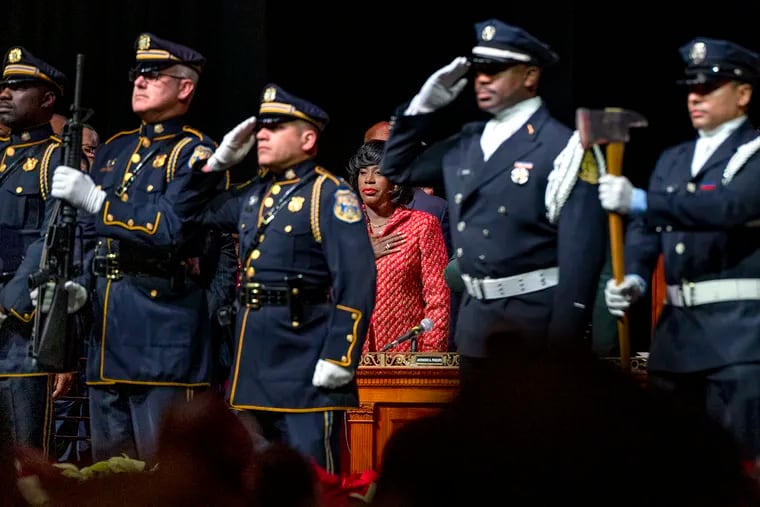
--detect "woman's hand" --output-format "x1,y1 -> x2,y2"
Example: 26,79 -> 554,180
371,232 -> 406,259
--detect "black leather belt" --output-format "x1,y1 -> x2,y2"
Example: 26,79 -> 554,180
93,253 -> 183,282
241,282 -> 330,311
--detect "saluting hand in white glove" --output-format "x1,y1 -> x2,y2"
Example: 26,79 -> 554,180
312,359 -> 354,389
203,116 -> 258,173
51,165 -> 106,214
405,57 -> 471,115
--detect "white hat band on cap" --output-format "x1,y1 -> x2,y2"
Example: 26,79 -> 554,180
472,46 -> 531,62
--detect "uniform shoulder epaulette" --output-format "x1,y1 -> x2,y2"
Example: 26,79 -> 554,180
49,135 -> 63,144
315,166 -> 340,185
181,125 -> 212,144
105,128 -> 140,145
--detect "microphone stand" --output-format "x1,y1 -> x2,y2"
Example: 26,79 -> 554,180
410,335 -> 418,352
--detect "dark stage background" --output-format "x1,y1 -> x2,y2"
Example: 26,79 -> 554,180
4,1 -> 758,185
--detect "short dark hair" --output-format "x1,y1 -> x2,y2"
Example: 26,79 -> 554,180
346,140 -> 413,205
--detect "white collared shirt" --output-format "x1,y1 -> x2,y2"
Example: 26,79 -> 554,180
480,97 -> 542,161
691,116 -> 746,176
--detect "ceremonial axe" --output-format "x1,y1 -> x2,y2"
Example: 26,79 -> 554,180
576,107 -> 647,372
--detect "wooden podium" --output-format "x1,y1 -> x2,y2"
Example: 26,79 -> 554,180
343,352 -> 459,474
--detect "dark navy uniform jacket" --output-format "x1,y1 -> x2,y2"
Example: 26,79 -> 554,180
80,118 -> 224,387
381,105 -> 607,357
626,119 -> 760,372
199,159 -> 376,411
0,124 -> 63,374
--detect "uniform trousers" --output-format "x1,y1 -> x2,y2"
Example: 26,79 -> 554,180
89,383 -> 202,463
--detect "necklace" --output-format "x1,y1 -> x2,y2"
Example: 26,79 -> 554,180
370,221 -> 387,228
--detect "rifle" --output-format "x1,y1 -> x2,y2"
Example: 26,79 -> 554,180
28,53 -> 90,372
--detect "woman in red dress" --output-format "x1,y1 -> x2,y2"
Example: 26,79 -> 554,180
347,141 -> 450,352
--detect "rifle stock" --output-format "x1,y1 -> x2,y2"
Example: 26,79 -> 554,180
29,53 -> 88,372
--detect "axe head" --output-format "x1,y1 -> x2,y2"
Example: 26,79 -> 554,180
576,107 -> 648,148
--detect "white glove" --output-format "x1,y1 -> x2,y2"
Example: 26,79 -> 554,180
599,174 -> 634,214
604,275 -> 646,317
30,281 -> 88,314
51,165 -> 105,214
312,359 -> 354,389
405,57 -> 471,115
204,116 -> 257,172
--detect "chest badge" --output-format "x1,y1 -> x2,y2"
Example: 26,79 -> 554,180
23,157 -> 39,172
510,167 -> 530,185
288,196 -> 305,212
152,153 -> 167,168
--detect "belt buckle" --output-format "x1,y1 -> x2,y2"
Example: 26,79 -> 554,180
245,282 -> 262,310
94,253 -> 121,280
680,281 -> 696,307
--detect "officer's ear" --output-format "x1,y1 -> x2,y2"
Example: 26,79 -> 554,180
40,88 -> 57,110
299,124 -> 318,152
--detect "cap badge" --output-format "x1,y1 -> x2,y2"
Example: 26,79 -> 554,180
511,166 -> 530,185
263,87 -> 277,102
138,34 -> 151,51
689,42 -> 707,65
8,48 -> 21,64
481,25 -> 496,42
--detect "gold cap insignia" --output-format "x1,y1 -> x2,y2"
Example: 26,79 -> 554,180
288,196 -> 305,212
138,34 -> 151,51
481,25 -> 496,42
8,48 -> 22,64
263,87 -> 277,102
690,42 -> 707,65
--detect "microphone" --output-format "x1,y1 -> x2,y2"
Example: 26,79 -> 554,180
380,318 -> 434,352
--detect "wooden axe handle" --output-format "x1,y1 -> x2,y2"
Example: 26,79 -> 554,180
606,142 -> 631,372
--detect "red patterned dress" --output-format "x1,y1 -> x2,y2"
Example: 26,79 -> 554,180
363,205 -> 450,352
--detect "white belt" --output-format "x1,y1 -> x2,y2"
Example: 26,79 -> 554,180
666,278 -> 760,307
461,267 -> 559,301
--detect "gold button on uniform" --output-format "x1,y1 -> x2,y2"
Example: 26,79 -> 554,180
142,138 -> 151,148
150,289 -> 158,298
346,334 -> 353,342
146,184 -> 154,191
264,197 -> 274,207
131,154 -> 140,163
351,313 -> 359,320
6,147 -> 14,156
0,164 -> 5,172
240,223 -> 246,229
120,193 -> 129,202
154,124 -> 164,134
271,184 -> 281,195
107,214 -> 114,221
251,249 -> 261,260
15,186 -> 22,193
246,266 -> 255,278
146,223 -> 153,231
675,242 -> 686,254
284,225 -> 292,233
259,234 -> 265,242
341,355 -> 348,362
291,321 -> 300,328
127,219 -> 134,226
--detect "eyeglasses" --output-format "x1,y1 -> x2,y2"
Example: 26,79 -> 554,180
128,69 -> 186,83
470,60 -> 520,76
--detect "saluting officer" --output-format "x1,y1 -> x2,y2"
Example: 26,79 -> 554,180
380,19 -> 607,385
0,47 -> 74,452
200,84 -> 376,473
50,33 -> 224,463
600,38 -> 760,467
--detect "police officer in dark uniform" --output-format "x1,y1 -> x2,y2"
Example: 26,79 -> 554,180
200,84 -> 376,473
380,19 -> 607,385
50,33 -> 224,463
601,37 -> 760,467
0,46 -> 73,452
